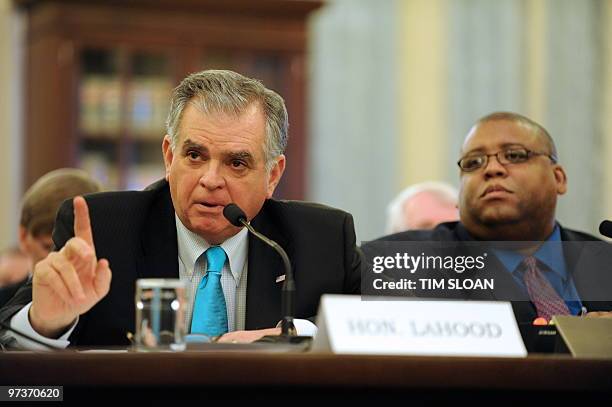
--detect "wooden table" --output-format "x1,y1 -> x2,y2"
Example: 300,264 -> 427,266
1,351 -> 611,402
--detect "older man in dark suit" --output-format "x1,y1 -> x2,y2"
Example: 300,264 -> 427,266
1,70 -> 361,348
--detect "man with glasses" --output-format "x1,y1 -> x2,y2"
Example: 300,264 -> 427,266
456,113 -> 564,243
368,112 -> 612,324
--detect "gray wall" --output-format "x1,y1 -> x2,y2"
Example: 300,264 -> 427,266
308,0 -> 400,242
308,0 -> 609,241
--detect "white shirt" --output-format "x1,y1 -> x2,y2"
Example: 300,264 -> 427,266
176,214 -> 249,331
8,215 -> 316,349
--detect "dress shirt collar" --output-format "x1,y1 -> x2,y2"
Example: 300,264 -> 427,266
175,214 -> 249,286
493,224 -> 567,280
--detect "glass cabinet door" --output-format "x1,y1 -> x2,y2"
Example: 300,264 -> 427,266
76,47 -> 298,196
125,52 -> 172,190
78,48 -> 122,189
77,48 -> 172,190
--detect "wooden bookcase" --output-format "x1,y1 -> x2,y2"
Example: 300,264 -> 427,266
16,0 -> 321,199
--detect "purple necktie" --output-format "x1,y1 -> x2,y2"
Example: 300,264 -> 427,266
522,256 -> 570,321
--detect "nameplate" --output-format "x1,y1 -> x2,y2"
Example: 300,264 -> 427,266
312,295 -> 526,357
553,315 -> 612,359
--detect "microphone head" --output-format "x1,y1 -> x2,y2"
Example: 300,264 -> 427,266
599,220 -> 612,238
223,203 -> 247,227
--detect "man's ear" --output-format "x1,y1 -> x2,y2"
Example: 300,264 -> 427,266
266,155 -> 286,198
553,164 -> 568,195
162,135 -> 174,181
18,226 -> 35,264
18,226 -> 28,254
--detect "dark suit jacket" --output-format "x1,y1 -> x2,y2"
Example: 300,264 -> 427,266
0,180 -> 361,347
0,276 -> 29,308
364,221 -> 612,324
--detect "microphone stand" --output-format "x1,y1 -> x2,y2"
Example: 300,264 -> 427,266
238,219 -> 299,340
223,203 -> 311,345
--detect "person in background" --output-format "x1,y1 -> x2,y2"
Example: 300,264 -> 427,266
0,168 -> 102,308
18,168 -> 103,266
385,181 -> 459,233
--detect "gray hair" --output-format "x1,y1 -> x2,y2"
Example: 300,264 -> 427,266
165,70 -> 288,170
385,181 -> 458,234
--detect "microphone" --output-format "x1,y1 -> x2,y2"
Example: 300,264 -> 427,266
223,204 -> 297,338
600,220 -> 612,239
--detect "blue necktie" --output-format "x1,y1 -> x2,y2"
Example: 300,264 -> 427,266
190,246 -> 228,336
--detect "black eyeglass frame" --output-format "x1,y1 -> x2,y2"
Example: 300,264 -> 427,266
457,148 -> 558,172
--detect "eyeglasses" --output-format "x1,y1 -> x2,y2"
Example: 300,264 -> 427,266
457,147 -> 557,172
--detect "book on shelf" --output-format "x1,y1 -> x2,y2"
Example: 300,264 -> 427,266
128,77 -> 172,138
79,75 -> 121,136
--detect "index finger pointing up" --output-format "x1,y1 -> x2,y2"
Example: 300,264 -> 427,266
73,196 -> 95,252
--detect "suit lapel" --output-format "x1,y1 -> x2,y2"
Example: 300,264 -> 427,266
245,200 -> 294,330
464,250 -> 537,322
453,225 -> 527,301
560,228 -> 585,279
137,183 -> 179,280
561,228 -> 612,309
453,224 -> 537,321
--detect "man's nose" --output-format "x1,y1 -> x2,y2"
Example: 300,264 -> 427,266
483,154 -> 508,179
199,161 -> 225,190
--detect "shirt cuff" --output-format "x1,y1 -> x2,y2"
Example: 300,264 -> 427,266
292,318 -> 318,337
9,302 -> 76,350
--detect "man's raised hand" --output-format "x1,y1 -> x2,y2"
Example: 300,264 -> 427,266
29,197 -> 112,338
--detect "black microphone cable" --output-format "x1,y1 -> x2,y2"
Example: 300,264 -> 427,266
223,203 -> 297,337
